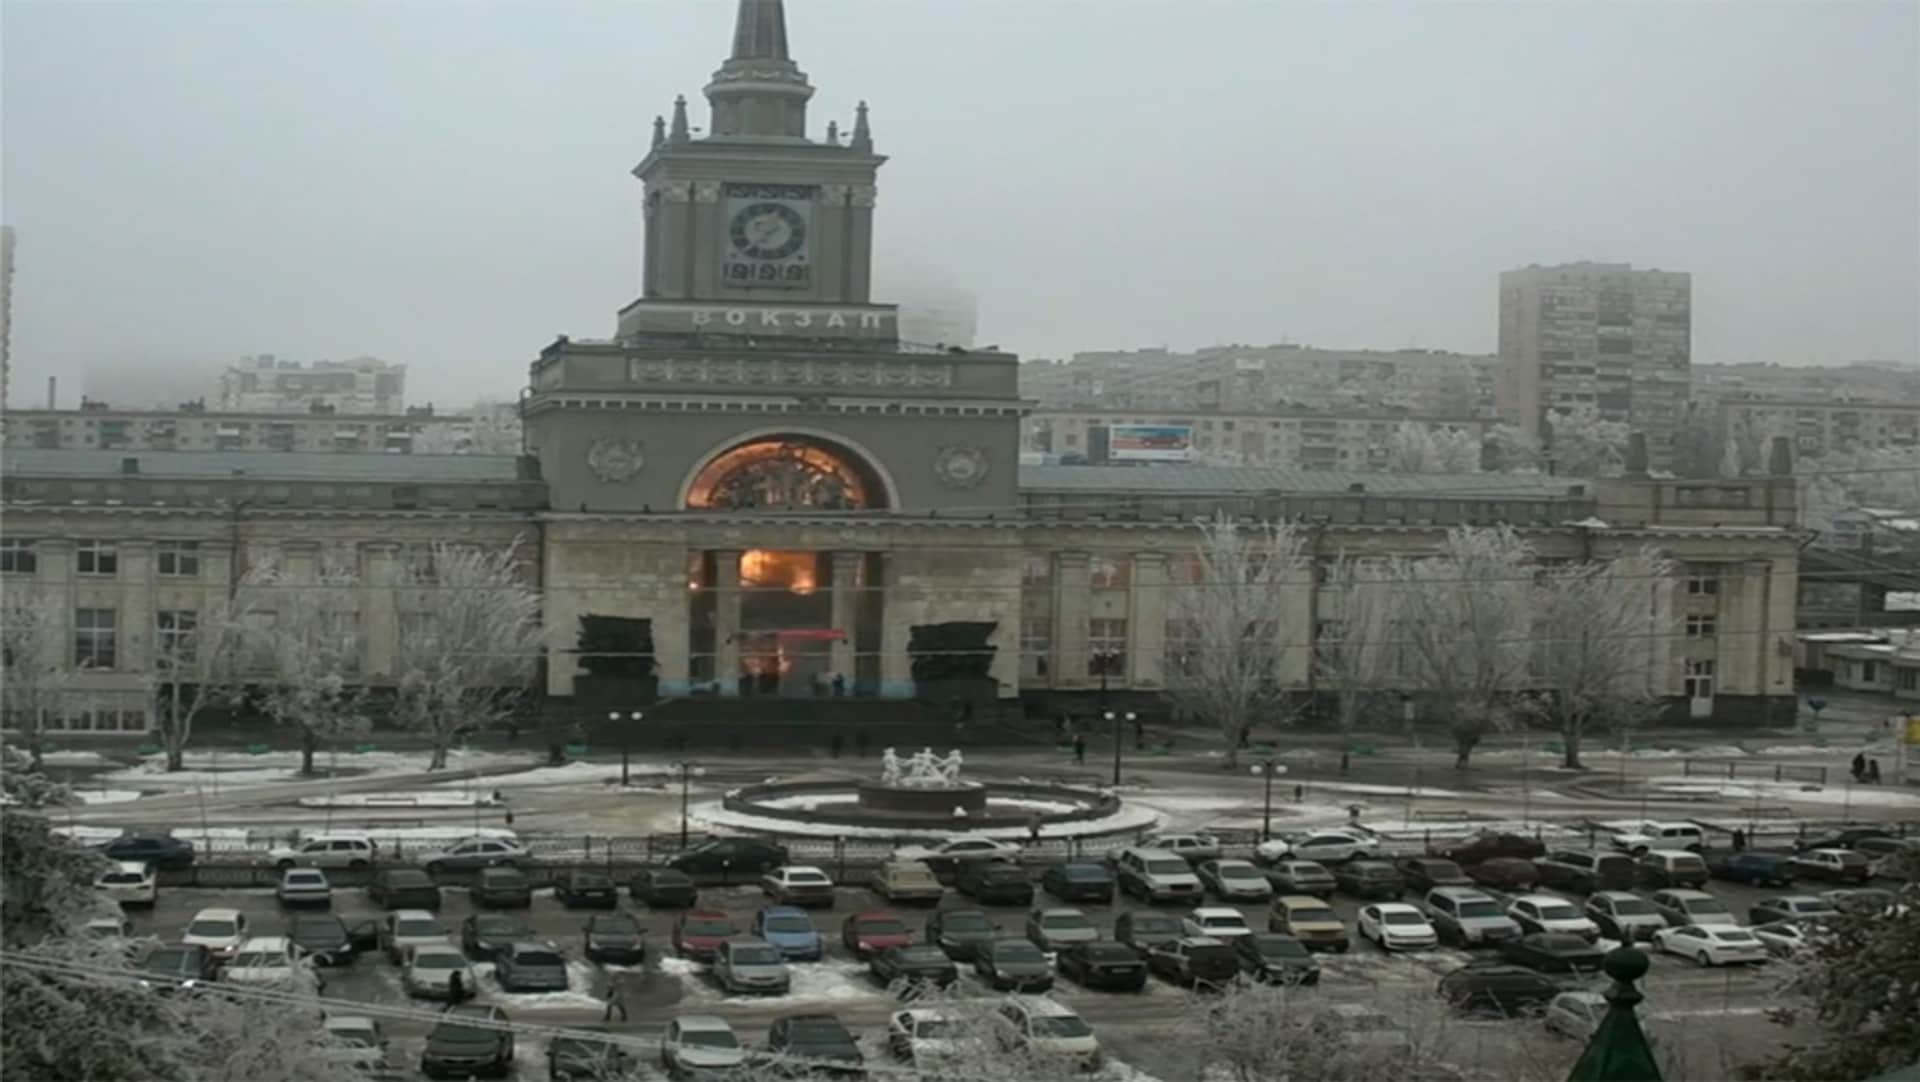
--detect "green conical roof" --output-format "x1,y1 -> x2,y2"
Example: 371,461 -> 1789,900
1568,947 -> 1663,1082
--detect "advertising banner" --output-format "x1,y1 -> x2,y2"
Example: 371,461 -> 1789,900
1108,424 -> 1194,462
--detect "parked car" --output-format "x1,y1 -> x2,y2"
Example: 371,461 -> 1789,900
182,907 -> 249,961
1182,906 -> 1253,941
869,944 -> 959,992
668,837 -> 790,878
751,906 -> 823,960
1421,887 -> 1521,948
276,867 -> 333,908
1443,831 -> 1546,866
494,941 -> 567,993
1609,821 -> 1706,855
137,944 -> 216,992
955,862 -> 1034,906
1235,933 -> 1320,985
991,997 -> 1101,1070
1649,889 -> 1738,929
1749,895 -> 1837,926
461,913 -> 534,962
672,910 -> 739,961
1025,908 -> 1099,953
99,834 -> 196,871
1358,903 -> 1439,951
418,837 -> 532,875
631,867 -> 699,908
1751,920 -> 1820,959
472,866 -> 533,909
1543,990 -> 1608,1039
1040,862 -> 1115,903
1146,935 -> 1240,989
384,910 -> 452,964
764,1014 -> 864,1080
1055,941 -> 1147,991
1138,832 -> 1221,864
268,833 -> 377,871
1198,859 -> 1274,901
925,908 -> 997,961
546,1028 -> 630,1082
421,1004 -> 514,1080
1506,895 -> 1600,940
1652,924 -> 1767,967
713,938 -> 790,995
320,1015 -> 388,1071
1584,892 -> 1666,942
1265,859 -> 1337,897
288,913 -> 374,965
1334,860 -> 1405,900
869,861 -> 944,905
224,936 -> 321,993
761,866 -> 837,908
842,911 -> 914,957
973,939 -> 1054,991
1795,827 -> 1895,852
1397,858 -> 1473,893
582,912 -> 645,964
887,1009 -> 965,1067
1267,895 -> 1350,952
1438,962 -> 1561,1015
554,870 -> 619,909
1854,837 -> 1920,880
369,868 -> 441,911
661,1015 -> 746,1079
1500,933 -> 1605,975
1709,851 -> 1798,888
96,861 -> 158,908
1534,850 -> 1636,894
1793,848 -> 1872,885
85,911 -> 133,940
1468,857 -> 1542,893
403,943 -> 476,1000
1637,850 -> 1710,890
1256,830 -> 1379,866
891,837 -> 1022,880
1113,847 -> 1204,903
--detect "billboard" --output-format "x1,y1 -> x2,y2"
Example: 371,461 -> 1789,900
1108,424 -> 1193,462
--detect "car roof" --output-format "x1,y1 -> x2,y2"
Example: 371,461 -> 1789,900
1591,890 -> 1642,900
675,1013 -> 735,1031
1209,858 -> 1258,868
237,936 -> 288,949
1275,894 -> 1332,908
1192,907 -> 1245,919
283,867 -> 328,877
108,860 -> 150,874
506,940 -> 560,955
392,909 -> 439,921
1177,935 -> 1226,947
1431,887 -> 1493,900
777,865 -> 829,876
1372,902 -> 1423,915
1004,996 -> 1079,1018
191,907 -> 242,920
413,942 -> 465,956
1119,847 -> 1186,860
1512,893 -> 1574,905
684,908 -> 733,920
324,1015 -> 376,1029
1645,848 -> 1701,858
1657,889 -> 1714,900
762,905 -> 809,916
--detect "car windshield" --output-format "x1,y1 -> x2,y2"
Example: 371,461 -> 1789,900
1610,898 -> 1655,915
1220,865 -> 1261,879
1287,864 -> 1329,877
515,950 -> 563,967
232,950 -> 287,968
942,913 -> 992,933
1201,915 -> 1244,928
681,1029 -> 740,1050
397,919 -> 446,937
1146,860 -> 1189,876
1291,906 -> 1337,923
572,874 -> 611,887
1188,944 -> 1235,964
788,871 -> 829,884
1383,911 -> 1426,926
1043,915 -> 1090,930
329,1030 -> 377,1048
187,920 -> 236,938
912,1019 -> 958,1039
684,918 -> 734,937
415,952 -> 466,969
765,916 -> 813,933
1536,904 -> 1580,921
144,949 -> 197,973
1687,899 -> 1729,915
730,946 -> 781,965
1130,915 -> 1180,933
1065,866 -> 1106,881
591,918 -> 638,935
286,873 -> 325,885
787,1022 -> 853,1046
1836,852 -> 1869,867
995,942 -> 1044,963
899,947 -> 948,964
1031,1016 -> 1092,1038
1257,938 -> 1310,959
1458,901 -> 1502,918
1795,899 -> 1835,912
860,919 -> 909,936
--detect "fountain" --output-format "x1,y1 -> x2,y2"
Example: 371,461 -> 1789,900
858,747 -> 988,819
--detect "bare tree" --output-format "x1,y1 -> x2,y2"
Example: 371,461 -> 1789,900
393,541 -> 544,770
1542,404 -> 1630,478
0,586 -> 71,768
1165,512 -> 1312,768
1317,556 -> 1398,735
149,576 -> 256,773
1525,547 -> 1672,770
246,556 -> 370,777
1188,978 -> 1468,1082
1385,526 -> 1534,769
1484,422 -> 1543,473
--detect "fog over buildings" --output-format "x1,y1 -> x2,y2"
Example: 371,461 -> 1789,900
2,1 -> 1915,407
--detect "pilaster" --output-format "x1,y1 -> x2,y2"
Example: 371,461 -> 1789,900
35,539 -> 74,672
829,551 -> 861,684
878,553 -> 913,692
1052,551 -> 1091,688
117,541 -> 155,673
714,549 -> 743,696
1129,552 -> 1168,688
361,542 -> 400,679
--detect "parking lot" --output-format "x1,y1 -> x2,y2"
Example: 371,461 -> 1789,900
114,852 -> 1820,1081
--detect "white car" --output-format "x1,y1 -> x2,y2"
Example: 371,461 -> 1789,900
1357,903 -> 1439,951
276,868 -> 332,907
887,1009 -> 965,1066
268,833 -> 379,871
223,936 -> 323,993
1256,830 -> 1379,866
1750,921 -> 1819,958
1139,833 -> 1221,863
662,1014 -> 748,1077
1507,894 -> 1601,940
760,865 -> 837,907
84,912 -> 133,939
1543,991 -> 1607,1039
993,997 -> 1101,1070
402,943 -> 475,1000
1653,924 -> 1767,967
415,836 -> 533,874
382,909 -> 451,964
95,861 -> 157,907
1181,907 -> 1254,940
182,907 -> 248,960
319,1015 -> 387,1069
1607,820 -> 1705,854
891,837 -> 1023,864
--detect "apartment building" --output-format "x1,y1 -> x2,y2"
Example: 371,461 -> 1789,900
1717,397 -> 1920,458
3,406 -> 488,455
1025,409 -> 1493,470
217,356 -> 406,414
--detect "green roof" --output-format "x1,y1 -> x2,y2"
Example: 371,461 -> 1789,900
1016,464 -> 1581,497
2,449 -> 527,483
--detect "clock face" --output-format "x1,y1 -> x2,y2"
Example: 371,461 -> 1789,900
720,183 -> 814,290
729,202 -> 807,260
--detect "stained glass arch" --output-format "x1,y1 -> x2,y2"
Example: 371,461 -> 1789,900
682,431 -> 895,511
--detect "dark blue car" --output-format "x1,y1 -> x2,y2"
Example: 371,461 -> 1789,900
99,835 -> 196,870
1708,852 -> 1795,888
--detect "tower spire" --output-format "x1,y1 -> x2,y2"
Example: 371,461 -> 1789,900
850,100 -> 872,152
651,115 -> 666,149
705,0 -> 813,139
669,95 -> 691,143
730,0 -> 790,61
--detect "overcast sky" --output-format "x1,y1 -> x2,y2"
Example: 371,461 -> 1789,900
4,0 -> 1916,407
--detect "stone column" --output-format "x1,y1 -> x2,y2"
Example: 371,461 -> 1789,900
1129,552 -> 1168,689
830,551 -> 862,687
1052,551 -> 1090,688
36,539 -> 74,674
118,541 -> 156,673
713,549 -> 743,697
360,542 -> 400,679
879,553 -> 914,694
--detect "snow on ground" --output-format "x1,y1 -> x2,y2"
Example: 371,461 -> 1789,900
1647,776 -> 1920,808
686,800 -> 1160,841
478,961 -> 607,1011
1294,780 -> 1479,799
97,749 -> 531,790
748,792 -> 1083,815
296,791 -> 496,809
434,760 -> 673,789
53,823 -> 518,850
40,750 -> 111,766
73,789 -> 144,805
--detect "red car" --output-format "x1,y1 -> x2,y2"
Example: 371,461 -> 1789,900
840,910 -> 913,957
673,909 -> 738,961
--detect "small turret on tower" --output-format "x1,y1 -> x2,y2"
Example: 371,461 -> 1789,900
670,95 -> 691,143
850,100 -> 873,152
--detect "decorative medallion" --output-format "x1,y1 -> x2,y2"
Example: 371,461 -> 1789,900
933,445 -> 989,489
586,438 -> 647,483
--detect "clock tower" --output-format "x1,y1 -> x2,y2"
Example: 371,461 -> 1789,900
620,0 -> 891,342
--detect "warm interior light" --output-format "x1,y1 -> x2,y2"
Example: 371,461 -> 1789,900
740,549 -> 818,594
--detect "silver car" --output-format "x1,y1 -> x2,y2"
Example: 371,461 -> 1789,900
663,1014 -> 748,1077
495,941 -> 569,993
712,938 -> 790,995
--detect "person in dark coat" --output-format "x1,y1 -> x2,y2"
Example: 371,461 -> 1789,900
1852,753 -> 1868,782
1072,734 -> 1087,764
447,969 -> 466,1004
1866,758 -> 1883,784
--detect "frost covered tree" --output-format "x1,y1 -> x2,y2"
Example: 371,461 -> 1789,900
1187,979 -> 1465,1082
149,577 -> 256,772
1317,556 -> 1398,734
1525,548 -> 1671,769
394,541 -> 545,770
1542,404 -> 1630,478
1164,512 -> 1312,767
1382,422 -> 1482,474
1,586 -> 72,767
1385,526 -> 1534,769
1764,884 -> 1920,1081
1484,422 -> 1544,473
245,556 -> 370,776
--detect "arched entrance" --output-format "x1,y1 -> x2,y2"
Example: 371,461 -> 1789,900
681,432 -> 894,512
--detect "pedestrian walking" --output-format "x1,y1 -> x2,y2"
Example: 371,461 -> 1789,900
1027,813 -> 1043,846
1072,734 -> 1087,765
1867,758 -> 1883,785
1133,715 -> 1145,749
602,968 -> 630,1022
1852,752 -> 1868,782
447,968 -> 466,1004
833,673 -> 847,697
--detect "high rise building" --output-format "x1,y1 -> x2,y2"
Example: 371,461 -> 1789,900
216,355 -> 406,414
1,226 -> 14,418
1498,262 -> 1691,469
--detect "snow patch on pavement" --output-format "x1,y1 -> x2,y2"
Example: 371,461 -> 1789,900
296,791 -> 497,809
97,749 -> 531,790
687,800 -> 1160,840
74,789 -> 144,805
437,761 -> 672,789
1647,776 -> 1920,808
40,750 -> 111,766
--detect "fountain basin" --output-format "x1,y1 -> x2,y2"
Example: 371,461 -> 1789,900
855,780 -> 989,819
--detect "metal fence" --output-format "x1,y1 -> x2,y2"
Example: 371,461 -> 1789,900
1680,759 -> 1829,786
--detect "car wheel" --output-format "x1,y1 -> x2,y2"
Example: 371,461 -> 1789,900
276,859 -> 295,871
1696,950 -> 1713,968
425,862 -> 443,876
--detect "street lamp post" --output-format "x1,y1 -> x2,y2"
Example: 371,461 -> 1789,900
1249,759 -> 1288,842
670,760 -> 705,850
1103,709 -> 1137,787
608,710 -> 643,787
